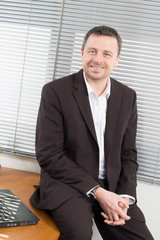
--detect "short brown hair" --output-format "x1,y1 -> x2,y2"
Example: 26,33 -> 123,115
82,25 -> 122,56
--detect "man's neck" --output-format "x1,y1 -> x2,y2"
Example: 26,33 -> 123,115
86,78 -> 109,97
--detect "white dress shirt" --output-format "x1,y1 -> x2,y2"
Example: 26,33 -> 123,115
83,72 -> 135,204
84,74 -> 110,179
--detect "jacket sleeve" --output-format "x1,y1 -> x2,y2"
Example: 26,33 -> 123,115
36,83 -> 98,195
115,91 -> 138,200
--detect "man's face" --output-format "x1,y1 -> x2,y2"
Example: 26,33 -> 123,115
81,34 -> 120,83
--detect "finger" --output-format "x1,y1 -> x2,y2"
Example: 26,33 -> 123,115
104,218 -> 126,226
102,212 -> 121,223
108,212 -> 113,222
117,206 -> 131,221
119,202 -> 129,214
112,218 -> 126,226
120,198 -> 129,209
119,202 -> 126,208
101,204 -> 129,222
120,212 -> 130,221
101,212 -> 109,220
112,212 -> 120,222
106,211 -> 120,222
103,219 -> 114,225
104,210 -> 114,222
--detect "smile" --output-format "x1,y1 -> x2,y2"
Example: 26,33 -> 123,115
90,65 -> 104,70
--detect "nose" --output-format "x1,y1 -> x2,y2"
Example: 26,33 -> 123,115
92,52 -> 103,64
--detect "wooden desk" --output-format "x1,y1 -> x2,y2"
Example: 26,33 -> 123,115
0,167 -> 60,240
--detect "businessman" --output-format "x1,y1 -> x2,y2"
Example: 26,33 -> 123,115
30,26 -> 154,240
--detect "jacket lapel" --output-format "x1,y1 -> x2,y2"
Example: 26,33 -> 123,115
72,71 -> 122,153
104,78 -> 122,159
72,70 -> 98,144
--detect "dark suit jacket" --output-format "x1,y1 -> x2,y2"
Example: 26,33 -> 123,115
30,69 -> 145,222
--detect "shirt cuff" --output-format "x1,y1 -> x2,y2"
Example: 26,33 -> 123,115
87,188 -> 135,204
86,185 -> 100,197
119,194 -> 135,205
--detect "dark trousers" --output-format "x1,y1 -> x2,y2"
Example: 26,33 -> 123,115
50,180 -> 154,240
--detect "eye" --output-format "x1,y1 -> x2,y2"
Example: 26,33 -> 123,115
88,50 -> 96,54
104,53 -> 111,57
104,51 -> 113,58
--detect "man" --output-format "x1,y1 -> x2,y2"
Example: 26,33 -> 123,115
30,26 -> 154,240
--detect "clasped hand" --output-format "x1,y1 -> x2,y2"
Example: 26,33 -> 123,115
94,187 -> 130,226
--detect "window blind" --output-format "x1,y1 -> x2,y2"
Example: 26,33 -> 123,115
53,0 -> 160,184
0,0 -> 160,183
0,0 -> 63,156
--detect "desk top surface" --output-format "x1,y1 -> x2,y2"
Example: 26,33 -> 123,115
0,167 -> 60,240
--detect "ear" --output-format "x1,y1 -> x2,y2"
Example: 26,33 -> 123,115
81,48 -> 84,57
114,55 -> 120,67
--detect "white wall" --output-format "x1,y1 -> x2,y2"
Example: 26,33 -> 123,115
0,153 -> 40,173
0,153 -> 159,240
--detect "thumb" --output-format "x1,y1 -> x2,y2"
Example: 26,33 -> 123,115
119,197 -> 129,209
119,201 -> 129,209
118,207 -> 131,221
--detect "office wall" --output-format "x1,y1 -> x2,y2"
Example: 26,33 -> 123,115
0,153 -> 159,240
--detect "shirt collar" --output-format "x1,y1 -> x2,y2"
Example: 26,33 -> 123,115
83,71 -> 111,99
